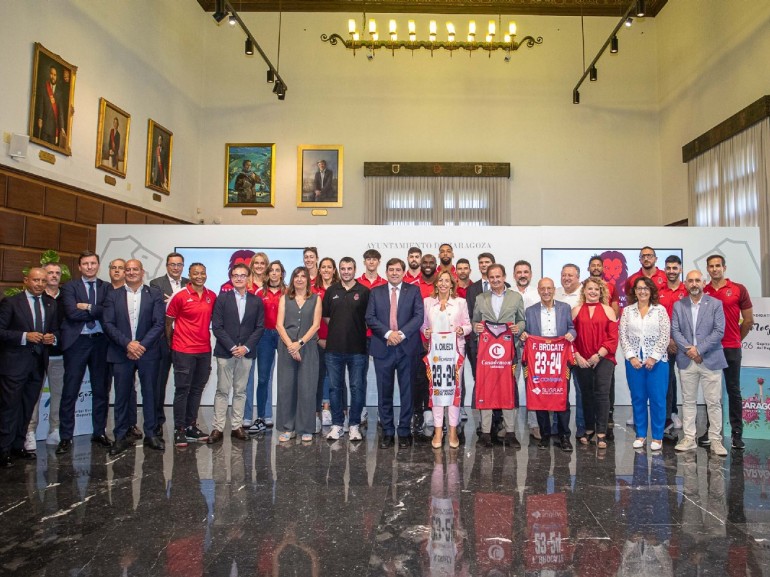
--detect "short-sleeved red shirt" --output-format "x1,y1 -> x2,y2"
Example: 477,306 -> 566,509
358,274 -> 386,338
166,284 -> 217,354
658,282 -> 687,319
256,286 -> 282,330
626,267 -> 667,297
703,279 -> 753,348
403,271 -> 421,285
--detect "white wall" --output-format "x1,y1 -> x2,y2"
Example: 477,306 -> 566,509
656,0 -> 770,222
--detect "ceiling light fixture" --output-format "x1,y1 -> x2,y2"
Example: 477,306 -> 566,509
636,0 -> 646,17
228,14 -> 237,26
610,35 -> 619,53
589,66 -> 597,81
212,0 -> 227,23
624,17 -> 633,27
245,38 -> 254,55
322,16 -> 542,61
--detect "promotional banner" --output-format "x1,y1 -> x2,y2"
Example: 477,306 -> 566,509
742,297 -> 770,368
725,367 -> 770,440
34,369 -> 93,441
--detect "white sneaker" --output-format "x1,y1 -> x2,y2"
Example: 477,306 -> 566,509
360,408 -> 368,425
326,425 -> 344,440
343,415 -> 349,433
632,438 -> 645,449
24,431 -> 37,452
711,439 -> 728,456
671,413 -> 682,429
46,428 -> 61,445
322,409 -> 332,426
626,416 -> 635,426
460,408 -> 468,421
264,417 -> 274,428
675,436 -> 697,452
424,410 -> 434,427
650,440 -> 663,451
315,416 -> 322,434
348,425 -> 363,441
242,419 -> 252,428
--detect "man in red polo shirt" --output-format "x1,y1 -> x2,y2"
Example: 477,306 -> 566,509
403,247 -> 422,285
166,262 -> 217,448
417,254 -> 438,299
456,259 -> 472,299
702,254 -> 754,450
438,243 -> 458,278
658,254 -> 687,438
625,246 -> 667,298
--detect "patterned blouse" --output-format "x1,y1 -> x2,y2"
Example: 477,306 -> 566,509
619,303 -> 670,362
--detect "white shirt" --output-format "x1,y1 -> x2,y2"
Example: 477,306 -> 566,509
619,303 -> 670,362
167,274 -> 184,294
233,289 -> 247,323
384,283 -> 404,340
690,297 -> 701,346
125,284 -> 143,341
539,303 -> 557,337
80,277 -> 103,334
22,290 -> 46,345
555,287 -> 581,309
490,290 -> 505,318
515,283 -> 540,309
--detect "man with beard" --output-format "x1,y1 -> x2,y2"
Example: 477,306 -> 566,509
626,246 -> 667,297
555,263 -> 585,437
658,255 -> 687,440
511,260 -> 541,440
403,247 -> 422,285
455,259 -> 472,299
438,243 -> 457,278
702,255 -> 753,450
413,254 -> 438,433
588,255 -> 619,315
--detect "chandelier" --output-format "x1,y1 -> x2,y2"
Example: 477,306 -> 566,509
321,16 -> 542,61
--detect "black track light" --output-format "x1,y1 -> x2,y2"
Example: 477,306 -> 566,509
636,0 -> 646,17
228,14 -> 237,26
624,17 -> 633,27
267,69 -> 275,83
213,0 -> 227,23
589,66 -> 597,81
573,89 -> 580,104
245,38 -> 254,55
610,35 -> 619,53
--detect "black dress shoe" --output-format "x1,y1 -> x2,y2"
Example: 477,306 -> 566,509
11,447 -> 36,460
732,434 -> 745,450
154,425 -> 164,439
109,438 -> 132,456
662,430 -> 679,444
537,437 -> 550,450
143,436 -> 165,451
379,435 -> 395,449
559,435 -> 574,452
56,439 -> 72,454
0,452 -> 12,468
505,432 -> 521,449
605,429 -> 615,442
480,433 -> 493,448
398,435 -> 413,448
126,426 -> 144,441
91,434 -> 113,448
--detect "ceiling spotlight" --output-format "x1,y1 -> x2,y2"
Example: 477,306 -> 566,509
589,66 -> 597,81
213,0 -> 227,22
610,35 -> 619,53
229,14 -> 237,26
636,0 -> 646,17
272,81 -> 282,95
267,69 -> 275,83
624,17 -> 633,27
573,89 -> 580,104
245,38 -> 254,55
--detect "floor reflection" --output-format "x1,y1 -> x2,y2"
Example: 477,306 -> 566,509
1,407 -> 768,576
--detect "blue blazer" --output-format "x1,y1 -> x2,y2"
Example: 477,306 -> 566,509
60,278 -> 110,351
671,294 -> 728,371
365,282 -> 424,358
211,290 -> 264,359
524,300 -> 576,339
102,285 -> 166,363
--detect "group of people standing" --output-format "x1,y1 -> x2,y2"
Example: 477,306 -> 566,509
0,243 -> 753,466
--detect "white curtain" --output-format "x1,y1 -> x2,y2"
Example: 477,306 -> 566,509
688,118 -> 770,295
366,176 -> 510,226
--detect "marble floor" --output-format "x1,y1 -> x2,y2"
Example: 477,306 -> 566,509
1,406 -> 769,576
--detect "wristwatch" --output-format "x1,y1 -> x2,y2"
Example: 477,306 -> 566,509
299,339 -> 305,346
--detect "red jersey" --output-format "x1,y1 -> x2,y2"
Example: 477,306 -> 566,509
424,332 -> 464,408
658,282 -> 687,319
358,274 -> 386,337
166,284 -> 216,354
704,279 -> 752,348
526,493 -> 572,573
626,267 -> 667,298
403,270 -> 421,285
417,277 -> 436,299
523,336 -> 575,411
312,285 -> 329,339
475,322 -> 517,410
456,284 -> 469,299
256,286 -> 282,329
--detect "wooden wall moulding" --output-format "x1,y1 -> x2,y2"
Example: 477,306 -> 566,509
364,162 -> 510,178
682,95 -> 770,163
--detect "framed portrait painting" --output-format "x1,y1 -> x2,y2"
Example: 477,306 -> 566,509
95,98 -> 130,178
224,143 -> 276,207
145,119 -> 172,194
28,43 -> 77,156
297,145 -> 343,208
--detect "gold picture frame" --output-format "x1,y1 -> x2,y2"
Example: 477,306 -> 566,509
145,119 -> 173,195
297,145 -> 343,208
28,42 -> 77,156
95,98 -> 130,178
224,143 -> 276,207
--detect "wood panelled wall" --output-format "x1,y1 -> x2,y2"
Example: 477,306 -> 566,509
0,166 -> 190,295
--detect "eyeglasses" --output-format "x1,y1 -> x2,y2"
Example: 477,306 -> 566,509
639,254 -> 655,259
231,274 -> 248,280
635,287 -> 651,292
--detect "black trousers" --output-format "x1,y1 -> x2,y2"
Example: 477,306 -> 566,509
723,347 -> 743,436
172,351 -> 211,429
666,358 -> 679,418
0,350 -> 45,452
574,358 -> 614,436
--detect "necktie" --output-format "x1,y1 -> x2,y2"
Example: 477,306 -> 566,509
483,280 -> 489,292
33,296 -> 43,333
389,287 -> 398,332
86,281 -> 96,329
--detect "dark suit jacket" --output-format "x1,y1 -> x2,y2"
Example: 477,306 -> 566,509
149,275 -> 190,300
313,169 -> 335,201
102,285 -> 166,363
60,278 -> 109,351
365,282 -> 424,358
0,292 -> 60,370
212,290 -> 265,359
524,301 -> 576,339
671,294 -> 728,371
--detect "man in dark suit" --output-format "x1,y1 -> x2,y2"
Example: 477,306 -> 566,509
520,278 -> 576,452
313,160 -> 335,201
0,268 -> 59,467
35,65 -> 67,147
209,263 -> 264,444
365,258 -> 424,449
103,259 -> 167,455
57,251 -> 112,454
108,117 -> 121,169
149,252 -> 189,437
